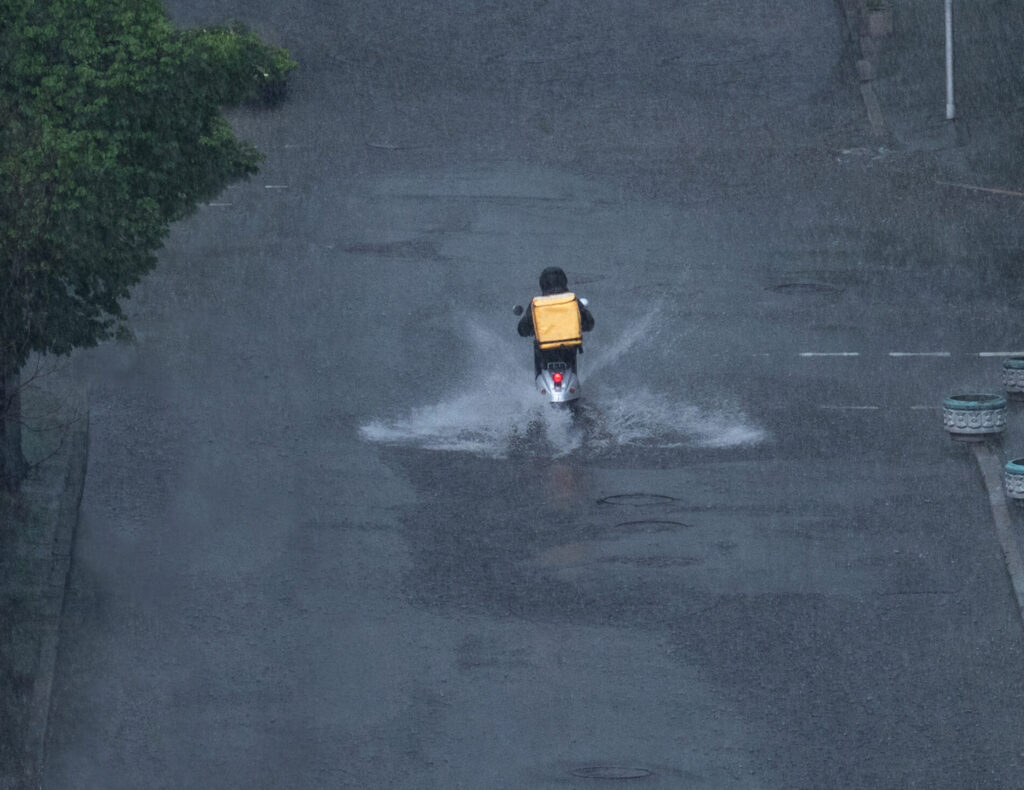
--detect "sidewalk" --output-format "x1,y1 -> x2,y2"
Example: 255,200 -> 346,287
846,0 -> 1024,185
844,0 -> 1024,633
0,382 -> 88,790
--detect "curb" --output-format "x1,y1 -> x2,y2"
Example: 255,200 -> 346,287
971,442 -> 1024,631
6,399 -> 89,790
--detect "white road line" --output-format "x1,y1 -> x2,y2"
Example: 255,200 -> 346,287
264,184 -> 289,189
799,352 -> 860,357
888,351 -> 951,357
207,202 -> 232,207
979,352 -> 1024,357
910,405 -> 942,410
937,180 -> 1024,198
819,405 -> 880,410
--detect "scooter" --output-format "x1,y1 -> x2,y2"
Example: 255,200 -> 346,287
513,299 -> 588,408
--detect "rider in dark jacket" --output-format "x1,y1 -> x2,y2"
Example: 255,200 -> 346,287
518,267 -> 594,375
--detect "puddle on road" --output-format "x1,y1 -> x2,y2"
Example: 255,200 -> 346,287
359,316 -> 765,458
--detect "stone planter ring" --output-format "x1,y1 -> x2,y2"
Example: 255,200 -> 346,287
1002,357 -> 1024,400
942,393 -> 1007,441
1005,458 -> 1024,502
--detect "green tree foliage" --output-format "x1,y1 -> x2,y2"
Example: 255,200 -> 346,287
0,0 -> 296,489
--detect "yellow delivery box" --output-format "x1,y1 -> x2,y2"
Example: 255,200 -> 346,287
531,292 -> 583,350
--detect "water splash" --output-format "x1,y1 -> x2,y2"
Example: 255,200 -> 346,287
583,389 -> 765,450
359,314 -> 765,458
359,377 -> 581,456
582,305 -> 661,379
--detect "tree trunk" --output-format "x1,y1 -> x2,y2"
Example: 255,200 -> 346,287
1,365 -> 27,492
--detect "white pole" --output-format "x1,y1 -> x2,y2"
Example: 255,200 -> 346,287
945,0 -> 956,119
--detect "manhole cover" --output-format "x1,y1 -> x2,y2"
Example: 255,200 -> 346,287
769,281 -> 842,294
598,493 -> 679,506
614,520 -> 692,530
570,766 -> 654,780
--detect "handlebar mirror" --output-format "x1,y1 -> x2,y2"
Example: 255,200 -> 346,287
579,297 -> 589,307
513,304 -> 524,316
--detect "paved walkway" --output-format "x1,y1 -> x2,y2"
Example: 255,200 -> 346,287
852,0 -> 1024,184
0,383 -> 87,790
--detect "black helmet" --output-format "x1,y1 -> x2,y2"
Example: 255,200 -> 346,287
539,266 -> 568,295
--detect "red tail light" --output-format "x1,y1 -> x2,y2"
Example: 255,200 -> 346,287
552,372 -> 564,385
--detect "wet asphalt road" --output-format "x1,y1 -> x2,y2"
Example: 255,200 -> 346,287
43,1 -> 1024,788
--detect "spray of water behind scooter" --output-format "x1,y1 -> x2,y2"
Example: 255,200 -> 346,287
360,319 -> 581,457
359,307 -> 765,457
578,303 -> 765,450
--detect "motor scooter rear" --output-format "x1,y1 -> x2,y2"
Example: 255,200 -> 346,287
537,358 -> 581,406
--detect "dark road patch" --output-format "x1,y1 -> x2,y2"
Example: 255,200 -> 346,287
768,281 -> 843,295
343,239 -> 443,259
571,273 -> 610,285
600,556 -> 701,569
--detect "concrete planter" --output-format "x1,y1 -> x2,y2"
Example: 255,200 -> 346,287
943,394 -> 1007,441
1005,458 -> 1024,501
1002,357 -> 1024,400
